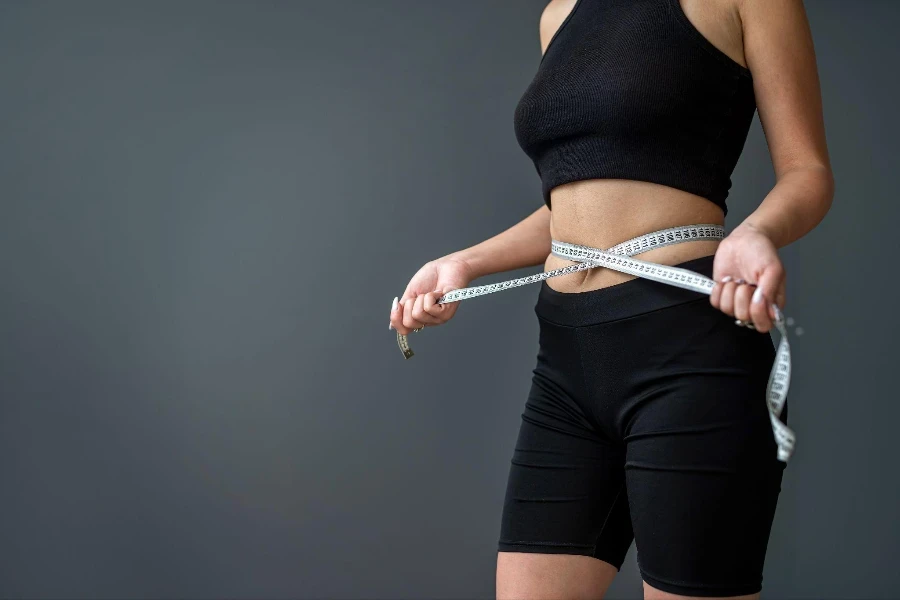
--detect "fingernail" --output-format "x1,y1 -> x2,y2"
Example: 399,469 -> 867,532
721,276 -> 732,283
752,287 -> 764,304
392,296 -> 398,312
389,320 -> 393,331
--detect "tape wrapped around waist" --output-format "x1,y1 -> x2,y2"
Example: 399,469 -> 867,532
393,224 -> 795,462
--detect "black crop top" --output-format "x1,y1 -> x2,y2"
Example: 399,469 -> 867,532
513,0 -> 757,215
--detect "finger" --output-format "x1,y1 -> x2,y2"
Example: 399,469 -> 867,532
770,284 -> 787,321
709,282 -> 722,309
391,296 -> 412,335
756,264 -> 785,320
402,297 -> 425,330
411,294 -> 441,325
396,290 -> 415,326
718,281 -> 737,317
750,285 -> 774,333
389,296 -> 401,332
734,283 -> 753,322
709,275 -> 732,310
389,296 -> 395,330
397,299 -> 417,335
399,289 -> 415,307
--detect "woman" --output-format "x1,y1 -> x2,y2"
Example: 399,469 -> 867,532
388,0 -> 832,598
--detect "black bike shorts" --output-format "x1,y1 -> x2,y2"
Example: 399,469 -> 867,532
498,255 -> 788,597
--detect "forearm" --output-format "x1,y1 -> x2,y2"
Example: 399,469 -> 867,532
737,165 -> 834,248
444,204 -> 551,279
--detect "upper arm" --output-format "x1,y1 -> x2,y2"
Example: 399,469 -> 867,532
740,0 -> 832,181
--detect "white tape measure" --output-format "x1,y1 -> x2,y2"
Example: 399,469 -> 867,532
394,224 -> 795,462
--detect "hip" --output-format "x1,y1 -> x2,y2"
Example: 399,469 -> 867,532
531,261 -> 779,442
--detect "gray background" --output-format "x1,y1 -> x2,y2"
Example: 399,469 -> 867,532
0,1 -> 896,598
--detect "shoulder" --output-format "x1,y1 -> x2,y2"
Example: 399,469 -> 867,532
674,0 -> 747,68
538,0 -> 576,54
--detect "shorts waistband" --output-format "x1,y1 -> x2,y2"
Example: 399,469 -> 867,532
535,254 -> 716,327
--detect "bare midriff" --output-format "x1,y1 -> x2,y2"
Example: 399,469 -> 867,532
544,179 -> 725,293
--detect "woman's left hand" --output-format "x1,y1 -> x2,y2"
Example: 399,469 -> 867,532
710,222 -> 787,333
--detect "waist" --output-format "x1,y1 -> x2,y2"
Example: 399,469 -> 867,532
545,180 -> 724,293
536,254 -> 718,327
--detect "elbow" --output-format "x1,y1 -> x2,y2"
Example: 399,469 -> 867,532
790,162 -> 834,219
818,165 -> 835,223
820,164 -> 835,211
805,164 -> 835,233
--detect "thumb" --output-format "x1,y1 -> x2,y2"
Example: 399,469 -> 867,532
399,285 -> 418,304
435,286 -> 461,314
434,286 -> 455,306
436,283 -> 460,298
775,279 -> 787,310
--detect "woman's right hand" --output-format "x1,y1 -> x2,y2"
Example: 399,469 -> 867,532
388,255 -> 477,335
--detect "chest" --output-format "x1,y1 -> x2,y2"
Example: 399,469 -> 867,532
513,0 -> 749,150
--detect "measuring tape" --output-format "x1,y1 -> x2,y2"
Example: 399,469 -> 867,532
394,224 -> 795,462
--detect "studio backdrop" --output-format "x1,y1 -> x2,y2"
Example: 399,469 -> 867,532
0,1 -> 897,598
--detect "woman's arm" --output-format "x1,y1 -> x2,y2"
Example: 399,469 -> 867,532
389,204 -> 551,334
389,7 -> 562,334
444,204 -> 551,280
738,0 -> 834,246
710,0 -> 834,332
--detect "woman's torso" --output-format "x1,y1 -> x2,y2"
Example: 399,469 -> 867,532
545,180 -> 725,291
531,0 -> 748,293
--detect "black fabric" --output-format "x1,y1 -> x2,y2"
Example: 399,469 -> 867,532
513,0 -> 757,214
497,255 -> 788,597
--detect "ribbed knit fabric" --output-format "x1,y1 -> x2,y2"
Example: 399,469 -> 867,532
513,0 -> 757,214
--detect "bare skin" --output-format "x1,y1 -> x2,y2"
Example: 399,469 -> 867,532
389,0 -> 833,597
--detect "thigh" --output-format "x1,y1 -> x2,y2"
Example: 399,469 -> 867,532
623,305 -> 787,597
497,410 -> 633,565
497,552 -> 618,600
497,317 -> 633,599
497,411 -> 630,600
